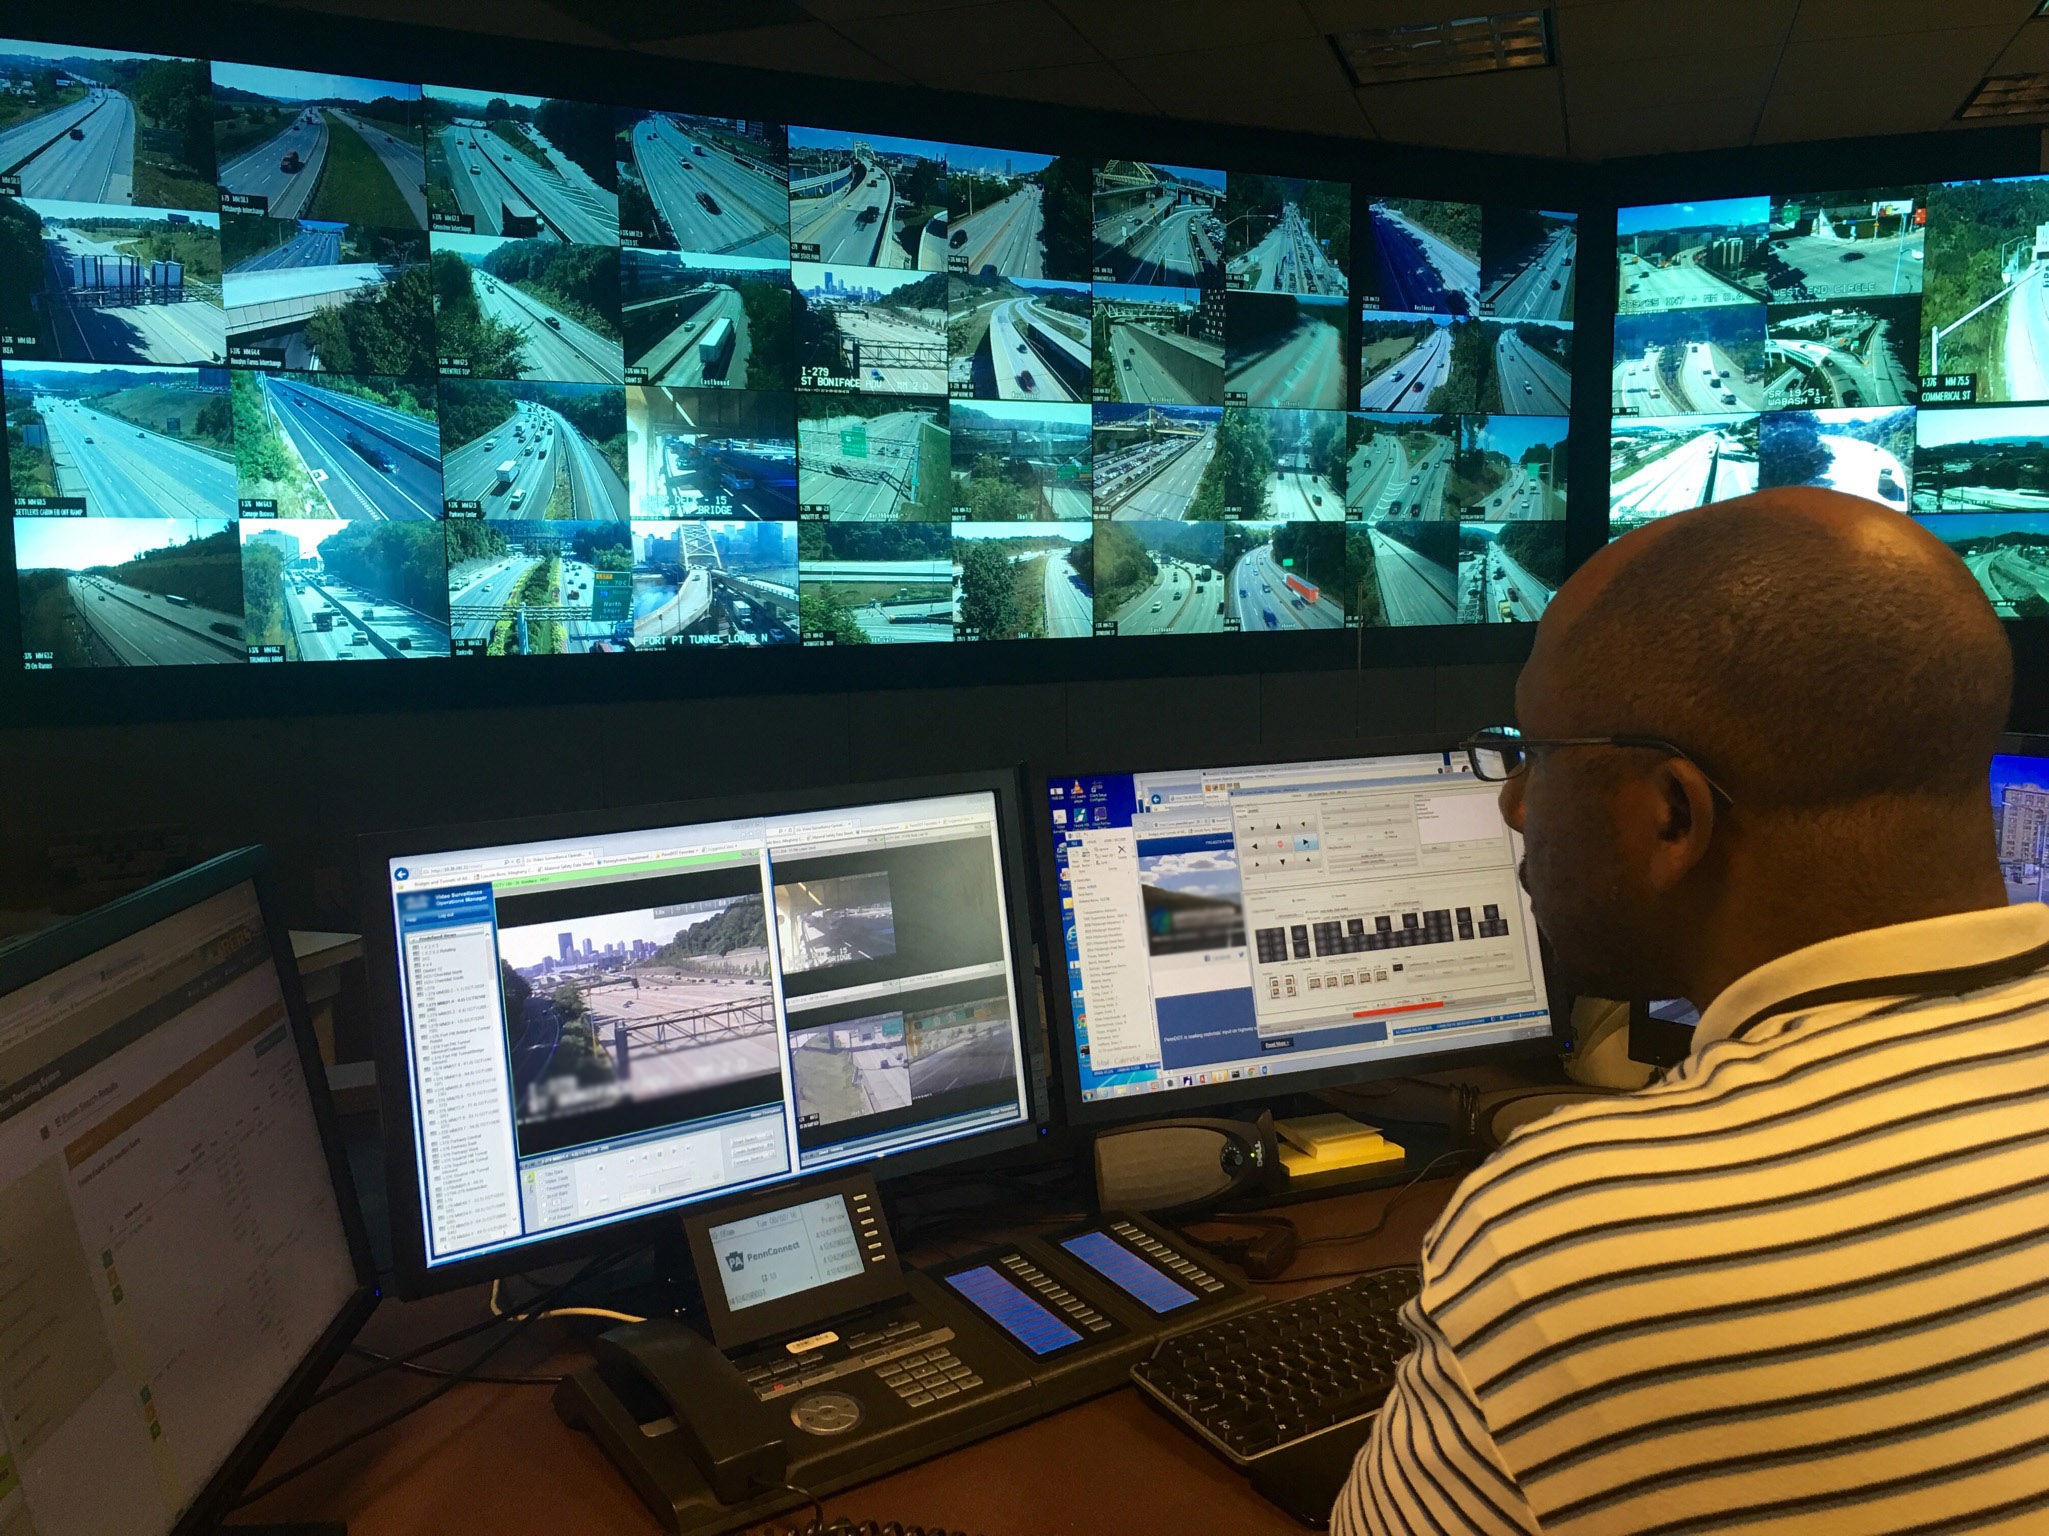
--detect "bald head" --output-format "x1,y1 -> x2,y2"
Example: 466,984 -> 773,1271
1527,488 -> 2011,810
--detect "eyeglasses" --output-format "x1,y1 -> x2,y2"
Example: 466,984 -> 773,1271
1458,726 -> 1735,803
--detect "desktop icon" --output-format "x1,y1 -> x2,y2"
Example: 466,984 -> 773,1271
1052,808 -> 1067,825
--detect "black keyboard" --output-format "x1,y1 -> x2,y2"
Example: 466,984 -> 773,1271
1130,1267 -> 1421,1465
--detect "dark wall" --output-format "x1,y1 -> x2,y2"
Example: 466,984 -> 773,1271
0,662 -> 1518,930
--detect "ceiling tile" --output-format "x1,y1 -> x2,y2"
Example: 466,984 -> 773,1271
1789,0 -> 2035,39
802,0 -> 1011,19
1991,21 -> 2049,71
1569,95 -> 1762,158
971,58 -> 1159,112
1047,0 -> 1315,61
1113,36 -> 1352,108
636,20 -> 908,80
267,0 -> 614,44
1209,91 -> 1376,139
1563,47 -> 1780,111
1302,0 -> 1537,25
1359,66 -> 1568,157
1555,0 -> 1795,66
1767,26 -> 2015,98
1756,80 -> 1986,142
835,0 -> 1098,83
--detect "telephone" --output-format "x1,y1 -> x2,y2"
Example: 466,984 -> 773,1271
593,1321 -> 788,1504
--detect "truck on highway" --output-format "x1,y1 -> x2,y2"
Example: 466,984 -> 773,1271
698,316 -> 735,376
1284,573 -> 1319,606
494,459 -> 518,490
856,205 -> 880,227
313,611 -> 334,632
164,593 -> 191,607
500,195 -> 541,238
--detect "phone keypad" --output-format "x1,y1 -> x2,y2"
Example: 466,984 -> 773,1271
876,1347 -> 981,1408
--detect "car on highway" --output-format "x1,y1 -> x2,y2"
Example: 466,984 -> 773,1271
544,315 -> 562,329
281,151 -> 302,173
345,432 -> 394,472
510,487 -> 526,507
1841,251 -> 1864,263
696,190 -> 722,216
68,126 -> 84,140
1523,381 -> 1533,394
1877,467 -> 1902,502
870,367 -> 884,381
82,435 -> 91,443
949,229 -> 968,248
1263,609 -> 1278,629
1550,279 -> 1561,290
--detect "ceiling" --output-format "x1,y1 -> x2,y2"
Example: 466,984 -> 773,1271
249,0 -> 2049,161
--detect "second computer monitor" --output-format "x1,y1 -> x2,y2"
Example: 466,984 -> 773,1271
1044,749 -> 1555,1119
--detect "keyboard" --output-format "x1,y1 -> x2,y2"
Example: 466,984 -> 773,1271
1130,1267 -> 1421,1466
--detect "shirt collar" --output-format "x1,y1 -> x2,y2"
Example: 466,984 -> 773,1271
1691,901 -> 2049,1052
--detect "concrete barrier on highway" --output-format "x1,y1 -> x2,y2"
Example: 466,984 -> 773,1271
1127,324 -> 1223,400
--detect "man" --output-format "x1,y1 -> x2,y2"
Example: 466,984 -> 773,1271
1334,487 -> 2049,1535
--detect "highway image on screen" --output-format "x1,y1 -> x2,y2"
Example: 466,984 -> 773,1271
6,197 -> 224,364
1225,292 -> 1346,409
423,86 -> 617,245
210,64 -> 425,228
1363,199 -> 1480,316
1223,407 -> 1346,521
232,371 -> 441,519
1358,313 -> 1475,412
1091,282 -> 1222,407
495,897 -> 780,1139
633,519 -> 797,647
947,144 -> 1087,281
430,231 -> 622,384
1091,160 -> 1223,287
789,1013 -> 911,1128
0,40 -> 214,209
1912,404 -> 2049,514
627,386 -> 795,520
1484,320 -> 1571,415
15,515 -> 242,667
788,128 -> 947,271
1461,416 -> 1567,522
1608,413 -> 1760,535
1093,404 -> 1217,521
1347,519 -> 1456,627
1459,521 -> 1561,623
1916,511 -> 2049,617
1226,521 -> 1343,632
1347,412 -> 1456,520
1919,176 -> 2049,402
949,271 -> 1092,402
1224,174 -> 1347,296
949,399 -> 1091,520
438,381 -> 628,519
906,997 -> 1017,1099
622,248 -> 790,388
794,263 -> 947,395
1092,520 -> 1225,634
1482,207 -> 1575,321
618,112 -> 787,259
447,518 -> 633,655
1612,306 -> 1766,416
953,521 -> 1092,639
774,872 -> 897,973
797,519 -> 955,644
1759,405 -> 1912,510
4,363 -> 233,518
224,220 -> 429,374
1765,189 -> 1923,303
240,518 -> 449,660
1617,196 -> 1769,315
1133,839 -> 1244,956
797,395 -> 949,520
1763,295 -> 1918,409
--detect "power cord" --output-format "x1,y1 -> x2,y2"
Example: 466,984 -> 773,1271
489,1274 -> 645,1325
343,1344 -> 563,1388
1247,1148 -> 1484,1283
746,1476 -> 976,1536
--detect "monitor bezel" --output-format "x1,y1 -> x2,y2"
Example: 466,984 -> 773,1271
358,767 -> 1049,1298
0,845 -> 380,1536
1031,737 -> 1564,1127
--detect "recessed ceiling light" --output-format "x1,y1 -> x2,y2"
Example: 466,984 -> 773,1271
1958,72 -> 2049,119
1330,10 -> 1554,88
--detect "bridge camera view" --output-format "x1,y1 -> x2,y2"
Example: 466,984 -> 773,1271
788,128 -> 947,271
952,521 -> 1093,640
232,370 -> 442,520
947,144 -> 1088,281
1224,291 -> 1346,409
794,263 -> 946,395
774,872 -> 897,973
1363,199 -> 1481,316
797,519 -> 955,644
618,112 -> 787,259
0,39 -> 214,209
437,380 -> 627,520
1764,294 -> 1918,409
1091,160 -> 1223,287
1223,174 -> 1347,296
211,64 -> 425,228
1917,512 -> 2049,617
423,85 -> 617,245
1482,206 -> 1576,322
15,514 -> 242,667
430,231 -> 621,384
495,896 -> 780,1153
1358,312 -> 1478,412
3,196 -> 224,365
223,219 -> 431,375
1093,403 -> 1217,520
5,362 -> 233,518
1092,282 -> 1222,406
447,518 -> 634,656
240,518 -> 450,660
1913,403 -> 2049,516
621,247 -> 790,389
631,518 -> 797,648
797,394 -> 950,521
627,385 -> 795,520
1617,197 -> 1769,315
949,399 -> 1090,520
949,270 -> 1091,402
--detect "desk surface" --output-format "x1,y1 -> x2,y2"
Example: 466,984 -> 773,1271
241,1177 -> 1458,1536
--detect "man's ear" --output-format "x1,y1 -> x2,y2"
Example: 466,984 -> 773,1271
1641,756 -> 1718,891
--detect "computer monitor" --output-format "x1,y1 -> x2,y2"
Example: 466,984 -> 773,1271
0,847 -> 376,1536
361,771 -> 1046,1295
1039,747 -> 1557,1121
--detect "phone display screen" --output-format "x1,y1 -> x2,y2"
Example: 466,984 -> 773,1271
1059,1231 -> 1197,1314
708,1193 -> 864,1312
942,1266 -> 1082,1356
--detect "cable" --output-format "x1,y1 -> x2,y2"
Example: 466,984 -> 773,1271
488,1277 -> 644,1325
344,1344 -> 563,1388
1292,1148 -> 1482,1250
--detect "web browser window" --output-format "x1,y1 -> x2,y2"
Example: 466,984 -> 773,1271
1049,754 -> 1552,1103
384,791 -> 1029,1270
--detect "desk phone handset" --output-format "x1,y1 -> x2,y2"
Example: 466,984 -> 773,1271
593,1320 -> 788,1503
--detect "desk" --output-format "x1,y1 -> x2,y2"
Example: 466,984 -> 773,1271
239,1176 -> 1459,1536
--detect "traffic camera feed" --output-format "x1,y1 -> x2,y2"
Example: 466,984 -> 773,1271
1605,175 -> 2049,622
0,27 -> 1581,677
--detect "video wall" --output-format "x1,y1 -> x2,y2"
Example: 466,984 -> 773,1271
0,35 -> 1576,672
1607,177 -> 2049,618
